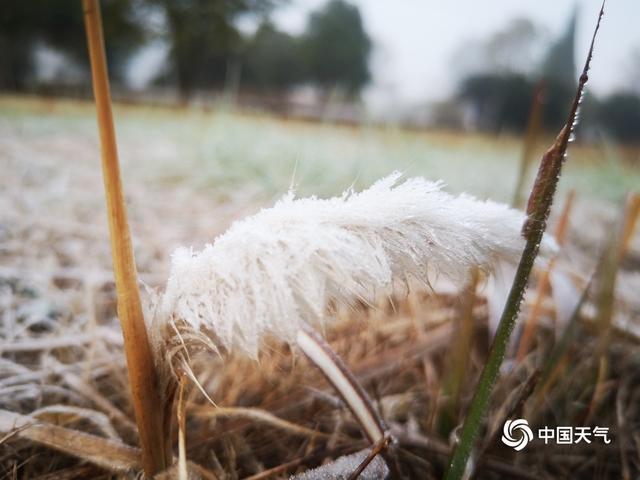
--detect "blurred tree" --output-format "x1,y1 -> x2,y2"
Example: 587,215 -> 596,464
538,79 -> 576,131
453,8 -> 586,135
301,0 -> 371,98
456,74 -> 585,134
451,17 -> 544,80
541,6 -> 577,88
459,74 -> 534,133
450,16 -> 545,133
148,0 -> 281,100
0,0 -> 147,90
537,6 -> 579,130
627,45 -> 640,95
485,18 -> 540,74
242,21 -> 304,91
599,92 -> 640,143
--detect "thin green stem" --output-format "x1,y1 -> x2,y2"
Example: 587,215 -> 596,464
444,4 -> 605,479
446,240 -> 539,479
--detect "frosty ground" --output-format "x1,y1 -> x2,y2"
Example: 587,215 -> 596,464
1,96 -> 638,479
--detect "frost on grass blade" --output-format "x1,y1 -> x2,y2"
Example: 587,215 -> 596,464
160,173 -> 553,358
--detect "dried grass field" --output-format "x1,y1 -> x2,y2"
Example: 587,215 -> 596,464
1,96 -> 639,479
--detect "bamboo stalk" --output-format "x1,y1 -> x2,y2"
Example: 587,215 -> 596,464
444,4 -> 605,479
82,0 -> 168,475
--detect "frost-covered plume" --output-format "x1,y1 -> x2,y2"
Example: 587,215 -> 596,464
158,172 -> 555,455
161,172 -> 553,358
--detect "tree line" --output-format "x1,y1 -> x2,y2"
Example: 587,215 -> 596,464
447,11 -> 640,143
0,0 -> 371,99
1,1 -> 637,143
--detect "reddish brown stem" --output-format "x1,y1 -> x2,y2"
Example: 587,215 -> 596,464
516,190 -> 575,361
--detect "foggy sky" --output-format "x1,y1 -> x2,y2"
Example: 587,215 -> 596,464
273,0 -> 640,110
127,1 -> 640,112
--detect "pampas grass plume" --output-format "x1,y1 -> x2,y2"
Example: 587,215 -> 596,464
161,173 -> 554,357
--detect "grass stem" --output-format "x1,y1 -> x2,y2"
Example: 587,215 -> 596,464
296,326 -> 386,444
444,4 -> 605,479
516,189 -> 575,361
512,82 -> 545,209
619,193 -> 640,260
439,268 -> 479,434
82,0 -> 168,475
296,325 -> 402,478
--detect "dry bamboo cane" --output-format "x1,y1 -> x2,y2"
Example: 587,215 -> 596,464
82,0 -> 168,475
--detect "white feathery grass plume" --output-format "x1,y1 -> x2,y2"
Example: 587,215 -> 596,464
160,172 -> 555,358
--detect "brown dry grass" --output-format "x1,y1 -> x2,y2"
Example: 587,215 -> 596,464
0,98 -> 639,479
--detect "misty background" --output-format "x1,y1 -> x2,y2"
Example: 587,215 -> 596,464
2,0 -> 639,142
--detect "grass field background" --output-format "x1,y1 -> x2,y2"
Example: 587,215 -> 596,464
1,95 -> 639,478
3,96 -> 638,207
